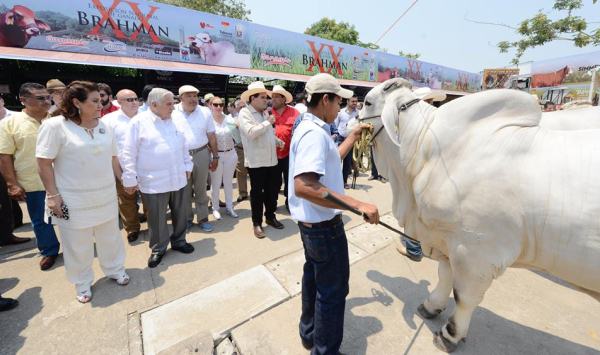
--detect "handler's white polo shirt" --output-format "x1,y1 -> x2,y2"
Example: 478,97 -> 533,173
288,113 -> 344,223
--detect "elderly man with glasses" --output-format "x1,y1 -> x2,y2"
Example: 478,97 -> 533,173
103,89 -> 145,243
0,82 -> 58,270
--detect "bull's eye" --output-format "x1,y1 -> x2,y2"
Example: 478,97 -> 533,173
365,101 -> 372,106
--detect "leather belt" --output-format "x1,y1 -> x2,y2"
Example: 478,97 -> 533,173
189,144 -> 208,155
298,214 -> 342,228
219,148 -> 233,153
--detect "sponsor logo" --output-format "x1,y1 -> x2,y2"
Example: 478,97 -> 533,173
578,64 -> 600,72
261,53 -> 291,67
103,40 -> 127,52
154,47 -> 172,56
200,21 -> 214,29
46,35 -> 89,49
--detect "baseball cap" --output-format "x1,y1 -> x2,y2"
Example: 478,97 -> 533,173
305,73 -> 353,102
178,85 -> 199,96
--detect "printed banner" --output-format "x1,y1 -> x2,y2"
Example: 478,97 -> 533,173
0,0 -> 480,90
482,68 -> 520,89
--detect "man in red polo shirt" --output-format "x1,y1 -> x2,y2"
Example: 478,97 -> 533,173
98,83 -> 120,117
271,85 -> 299,211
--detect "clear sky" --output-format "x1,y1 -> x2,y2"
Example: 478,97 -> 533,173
243,0 -> 600,73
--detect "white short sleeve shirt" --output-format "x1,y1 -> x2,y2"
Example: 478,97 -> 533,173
172,104 -> 215,150
288,113 -> 344,223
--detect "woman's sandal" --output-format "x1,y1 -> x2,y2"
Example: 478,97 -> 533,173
113,272 -> 130,286
76,289 -> 92,303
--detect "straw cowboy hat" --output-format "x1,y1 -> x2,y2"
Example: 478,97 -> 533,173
46,79 -> 66,93
414,87 -> 446,102
241,81 -> 271,102
271,85 -> 293,104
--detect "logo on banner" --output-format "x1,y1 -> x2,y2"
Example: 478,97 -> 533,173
103,40 -> 127,53
200,22 -> 214,29
46,36 -> 89,50
77,0 -> 169,44
303,41 -> 347,75
260,53 -> 291,67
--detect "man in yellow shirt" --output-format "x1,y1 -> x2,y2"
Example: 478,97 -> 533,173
0,83 -> 59,270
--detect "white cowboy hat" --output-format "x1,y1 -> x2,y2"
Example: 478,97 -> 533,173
271,85 -> 293,104
241,81 -> 271,103
413,87 -> 446,102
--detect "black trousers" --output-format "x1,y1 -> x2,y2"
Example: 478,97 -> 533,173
277,156 -> 290,207
247,165 -> 280,226
12,199 -> 23,227
0,174 -> 14,242
342,147 -> 353,185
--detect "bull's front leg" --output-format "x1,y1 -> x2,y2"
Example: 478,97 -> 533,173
418,256 -> 452,319
434,246 -> 495,353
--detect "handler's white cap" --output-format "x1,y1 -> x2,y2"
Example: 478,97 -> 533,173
305,73 -> 353,102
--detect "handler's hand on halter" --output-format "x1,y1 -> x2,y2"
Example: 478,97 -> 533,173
350,123 -> 373,141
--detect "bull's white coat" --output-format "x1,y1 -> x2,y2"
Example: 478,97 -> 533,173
357,78 -> 600,351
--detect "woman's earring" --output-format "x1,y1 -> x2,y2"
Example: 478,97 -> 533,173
77,107 -> 81,116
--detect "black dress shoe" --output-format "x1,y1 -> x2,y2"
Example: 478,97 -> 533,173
236,195 -> 248,202
127,231 -> 139,243
219,200 -> 226,208
171,243 -> 194,254
148,253 -> 164,268
0,234 -> 31,246
0,297 -> 18,312
265,218 -> 284,229
138,213 -> 147,223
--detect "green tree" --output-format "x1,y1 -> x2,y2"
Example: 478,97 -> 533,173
398,50 -> 420,59
496,0 -> 599,64
154,0 -> 250,20
305,17 -> 359,44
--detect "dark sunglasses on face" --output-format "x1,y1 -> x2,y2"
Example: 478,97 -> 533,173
212,103 -> 224,107
28,95 -> 52,102
122,97 -> 139,103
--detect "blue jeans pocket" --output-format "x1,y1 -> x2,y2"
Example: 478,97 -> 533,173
302,230 -> 330,263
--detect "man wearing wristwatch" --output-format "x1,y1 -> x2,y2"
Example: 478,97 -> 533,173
172,85 -> 219,232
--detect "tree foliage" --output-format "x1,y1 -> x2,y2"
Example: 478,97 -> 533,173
398,51 -> 420,59
154,0 -> 250,20
305,18 -> 360,45
498,0 -> 599,64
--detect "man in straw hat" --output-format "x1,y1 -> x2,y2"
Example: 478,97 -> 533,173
413,86 -> 447,106
46,79 -> 66,116
289,73 -> 379,354
238,81 -> 284,238
271,85 -> 299,211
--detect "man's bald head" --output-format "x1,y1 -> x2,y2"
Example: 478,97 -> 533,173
116,89 -> 139,118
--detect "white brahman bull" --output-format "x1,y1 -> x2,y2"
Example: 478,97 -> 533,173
357,78 -> 600,352
539,105 -> 600,130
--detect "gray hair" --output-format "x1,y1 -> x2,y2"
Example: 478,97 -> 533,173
147,88 -> 173,106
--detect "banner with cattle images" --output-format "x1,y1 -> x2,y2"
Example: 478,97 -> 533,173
250,24 -> 379,82
530,50 -> 600,103
482,68 -> 520,90
378,52 -> 481,92
0,0 -> 252,67
0,0 -> 481,88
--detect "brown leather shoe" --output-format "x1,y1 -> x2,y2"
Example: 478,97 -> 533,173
0,234 -> 31,246
253,226 -> 266,239
40,255 -> 58,271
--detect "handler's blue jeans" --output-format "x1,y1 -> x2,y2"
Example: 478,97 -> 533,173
26,191 -> 59,256
298,216 -> 349,355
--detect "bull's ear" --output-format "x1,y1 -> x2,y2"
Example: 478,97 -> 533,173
5,11 -> 15,25
36,19 -> 51,32
383,78 -> 411,92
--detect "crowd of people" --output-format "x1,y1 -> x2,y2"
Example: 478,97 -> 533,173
0,73 -> 406,354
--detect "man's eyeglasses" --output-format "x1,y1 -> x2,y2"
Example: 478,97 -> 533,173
122,97 -> 139,103
212,103 -> 224,107
27,95 -> 51,102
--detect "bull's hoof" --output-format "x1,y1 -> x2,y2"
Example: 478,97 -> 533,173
417,304 -> 442,319
433,331 -> 462,353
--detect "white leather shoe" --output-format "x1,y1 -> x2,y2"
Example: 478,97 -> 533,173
212,209 -> 222,220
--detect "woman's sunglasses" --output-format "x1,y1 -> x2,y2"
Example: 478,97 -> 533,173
212,103 -> 224,107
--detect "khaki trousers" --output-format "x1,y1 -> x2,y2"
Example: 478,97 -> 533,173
115,178 -> 141,234
186,148 -> 210,223
235,145 -> 248,197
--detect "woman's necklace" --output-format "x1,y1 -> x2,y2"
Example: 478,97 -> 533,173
79,117 -> 100,139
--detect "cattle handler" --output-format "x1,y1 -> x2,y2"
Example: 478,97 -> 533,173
288,73 -> 379,355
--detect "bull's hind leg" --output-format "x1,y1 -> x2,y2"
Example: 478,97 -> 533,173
434,249 -> 495,353
418,257 -> 452,319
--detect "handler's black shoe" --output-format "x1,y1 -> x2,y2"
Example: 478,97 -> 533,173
300,337 -> 313,350
406,252 -> 423,262
0,297 -> 18,312
172,243 -> 194,254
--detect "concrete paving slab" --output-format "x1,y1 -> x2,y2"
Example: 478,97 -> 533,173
141,265 -> 289,355
156,330 -> 213,355
265,241 -> 369,297
346,222 -> 395,254
232,245 -> 600,355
